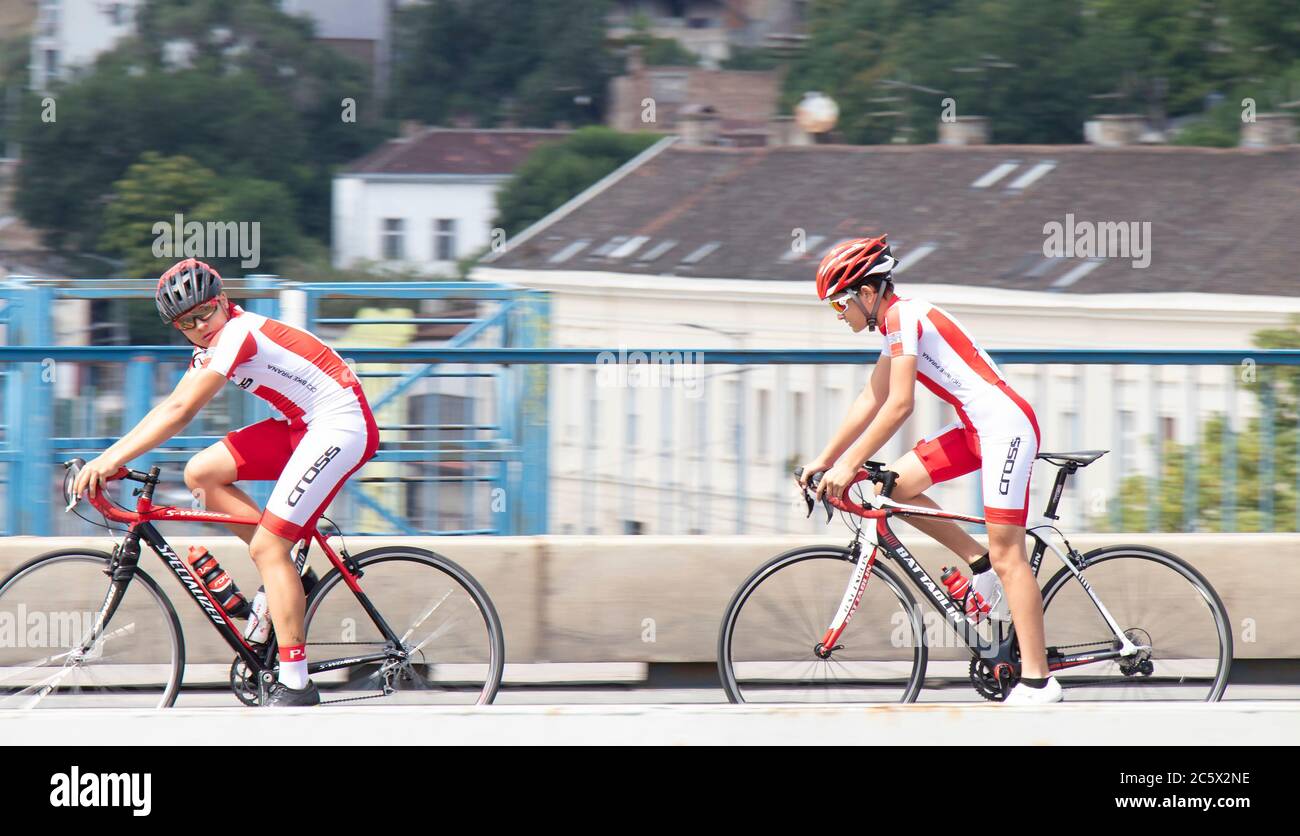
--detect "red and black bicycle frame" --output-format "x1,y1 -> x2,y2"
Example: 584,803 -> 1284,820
78,462 -> 403,682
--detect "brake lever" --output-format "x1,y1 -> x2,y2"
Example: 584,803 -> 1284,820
794,467 -> 834,522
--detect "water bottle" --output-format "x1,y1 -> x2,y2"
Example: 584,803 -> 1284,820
187,546 -> 249,618
244,587 -> 272,644
941,566 -> 990,622
243,567 -> 320,645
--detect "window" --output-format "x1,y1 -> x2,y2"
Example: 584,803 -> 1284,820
1119,410 -> 1138,473
434,218 -> 457,261
381,218 -> 405,260
44,49 -> 59,80
790,392 -> 806,463
586,369 -> 598,437
1060,411 -> 1078,450
1160,416 -> 1177,447
564,368 -> 578,444
625,387 -> 639,450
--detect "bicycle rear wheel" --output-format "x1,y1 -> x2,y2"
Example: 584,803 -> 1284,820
0,550 -> 184,708
302,547 -> 504,705
718,545 -> 927,704
1033,545 -> 1232,701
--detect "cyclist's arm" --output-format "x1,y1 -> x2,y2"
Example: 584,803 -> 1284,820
100,367 -> 226,468
813,355 -> 892,463
837,354 -> 917,468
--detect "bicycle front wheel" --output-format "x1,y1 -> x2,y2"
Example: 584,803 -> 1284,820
0,550 -> 185,709
303,547 -> 504,705
1034,545 -> 1232,701
718,545 -> 927,704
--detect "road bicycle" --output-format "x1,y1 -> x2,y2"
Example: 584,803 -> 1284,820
0,459 -> 504,708
718,450 -> 1232,703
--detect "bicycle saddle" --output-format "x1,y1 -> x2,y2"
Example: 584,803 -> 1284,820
1035,450 -> 1108,467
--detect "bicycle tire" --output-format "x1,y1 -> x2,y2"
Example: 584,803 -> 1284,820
1024,544 -> 1232,702
0,549 -> 186,709
302,546 -> 505,705
718,544 -> 927,704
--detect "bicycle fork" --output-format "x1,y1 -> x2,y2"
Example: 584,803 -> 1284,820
817,540 -> 877,657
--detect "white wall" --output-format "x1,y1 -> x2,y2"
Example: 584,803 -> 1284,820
30,0 -> 141,92
332,176 -> 507,275
477,266 -> 1300,536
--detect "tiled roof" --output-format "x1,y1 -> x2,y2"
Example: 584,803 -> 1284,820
343,128 -> 570,176
487,143 -> 1300,296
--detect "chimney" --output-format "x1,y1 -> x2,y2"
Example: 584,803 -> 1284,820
679,104 -> 721,147
1085,114 -> 1145,146
937,116 -> 989,145
399,120 -> 425,140
768,114 -> 812,147
1240,113 -> 1297,148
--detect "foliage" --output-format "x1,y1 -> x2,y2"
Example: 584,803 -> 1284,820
391,0 -> 614,127
493,126 -> 661,236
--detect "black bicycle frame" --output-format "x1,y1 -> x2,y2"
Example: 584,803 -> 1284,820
863,458 -> 1130,672
109,522 -> 405,679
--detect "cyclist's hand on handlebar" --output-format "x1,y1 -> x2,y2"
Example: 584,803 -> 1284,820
795,457 -> 834,489
73,454 -> 122,500
814,459 -> 859,506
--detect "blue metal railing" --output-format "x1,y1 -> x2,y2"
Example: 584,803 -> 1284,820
2,287 -> 1298,535
0,278 -> 549,536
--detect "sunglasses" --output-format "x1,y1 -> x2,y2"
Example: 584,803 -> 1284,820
173,300 -> 222,330
828,289 -> 858,313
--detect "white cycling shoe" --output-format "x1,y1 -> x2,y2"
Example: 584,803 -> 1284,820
969,570 -> 1010,621
1003,676 -> 1063,705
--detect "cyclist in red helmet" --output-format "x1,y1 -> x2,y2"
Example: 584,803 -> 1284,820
800,236 -> 1060,704
73,258 -> 379,707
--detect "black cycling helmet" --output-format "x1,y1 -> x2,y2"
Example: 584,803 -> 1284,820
156,258 -> 223,323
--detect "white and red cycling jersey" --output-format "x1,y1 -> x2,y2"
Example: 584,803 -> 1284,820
880,296 -> 1040,525
191,306 -> 369,427
189,306 -> 379,540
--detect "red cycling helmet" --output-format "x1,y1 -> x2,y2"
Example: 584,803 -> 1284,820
815,236 -> 896,300
816,236 -> 898,332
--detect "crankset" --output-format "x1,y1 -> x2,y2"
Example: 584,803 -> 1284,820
970,658 -> 1019,702
229,657 -> 260,706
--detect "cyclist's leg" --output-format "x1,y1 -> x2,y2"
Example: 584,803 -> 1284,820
253,419 -> 377,655
184,419 -> 295,544
979,406 -> 1046,677
883,423 -> 985,563
987,521 -> 1046,677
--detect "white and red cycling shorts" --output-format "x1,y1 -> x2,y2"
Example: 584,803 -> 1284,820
910,381 -> 1040,526
222,409 -> 379,541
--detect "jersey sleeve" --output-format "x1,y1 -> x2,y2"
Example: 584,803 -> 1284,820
204,320 -> 257,379
884,302 -> 921,358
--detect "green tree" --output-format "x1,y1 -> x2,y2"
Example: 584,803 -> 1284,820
99,151 -> 301,278
99,152 -> 221,278
391,0 -> 613,127
14,0 -> 387,252
781,0 -> 1300,146
492,126 -> 660,236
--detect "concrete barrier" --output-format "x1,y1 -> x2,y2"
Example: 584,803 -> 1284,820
0,534 -> 1296,666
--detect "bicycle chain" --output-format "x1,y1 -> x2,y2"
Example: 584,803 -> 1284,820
320,690 -> 391,705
